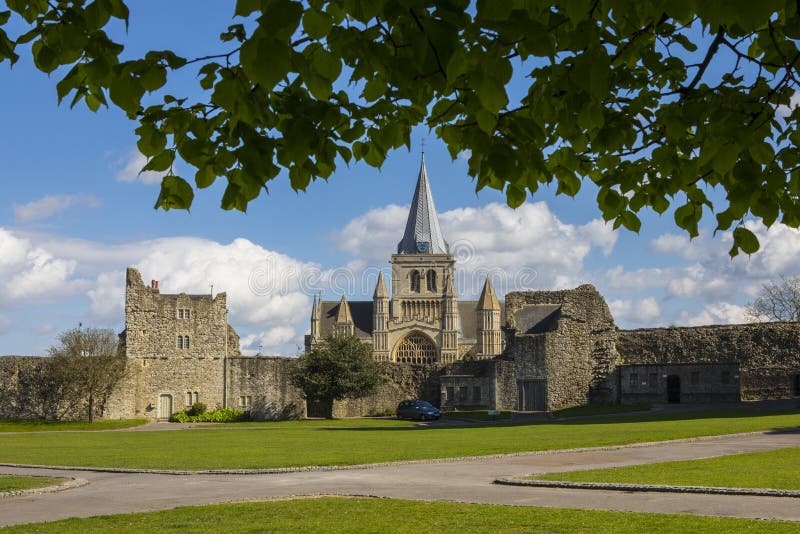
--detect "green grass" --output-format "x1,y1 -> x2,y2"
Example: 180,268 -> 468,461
2,497 -> 798,533
0,475 -> 64,492
443,410 -> 513,421
535,446 -> 800,490
553,404 -> 651,417
0,408 -> 797,470
0,419 -> 148,433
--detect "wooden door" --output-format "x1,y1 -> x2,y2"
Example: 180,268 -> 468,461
158,394 -> 173,420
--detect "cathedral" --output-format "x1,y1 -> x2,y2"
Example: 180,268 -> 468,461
305,155 -> 504,363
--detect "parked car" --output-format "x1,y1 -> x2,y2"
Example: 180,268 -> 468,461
396,400 -> 442,421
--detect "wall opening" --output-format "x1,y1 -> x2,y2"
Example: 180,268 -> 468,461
158,393 -> 173,420
667,375 -> 681,403
394,332 -> 437,364
794,374 -> 800,397
516,379 -> 546,411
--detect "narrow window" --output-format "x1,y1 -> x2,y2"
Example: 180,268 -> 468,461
691,372 -> 700,385
458,386 -> 468,402
186,392 -> 192,406
184,335 -> 190,349
185,309 -> 190,320
193,392 -> 199,404
446,386 -> 455,401
629,373 -> 638,387
473,386 -> 481,402
426,270 -> 437,292
648,373 -> 657,388
721,371 -> 731,385
410,270 -> 420,292
177,335 -> 184,349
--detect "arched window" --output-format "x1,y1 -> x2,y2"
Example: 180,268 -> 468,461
426,270 -> 437,292
410,270 -> 420,292
394,332 -> 438,364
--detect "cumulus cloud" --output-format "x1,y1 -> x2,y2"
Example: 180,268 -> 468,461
115,149 -> 167,185
334,201 -> 617,297
608,297 -> 662,326
13,194 -> 101,223
239,326 -> 299,355
678,302 -> 749,327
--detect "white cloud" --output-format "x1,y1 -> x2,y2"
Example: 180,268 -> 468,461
334,201 -> 618,297
13,194 -> 101,223
678,302 -> 749,327
608,297 -> 662,326
240,326 -> 298,355
115,149 -> 167,185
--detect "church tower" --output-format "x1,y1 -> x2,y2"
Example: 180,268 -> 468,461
476,277 -> 502,357
372,272 -> 390,361
389,154 -> 459,364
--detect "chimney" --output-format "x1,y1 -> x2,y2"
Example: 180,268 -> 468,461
151,280 -> 159,290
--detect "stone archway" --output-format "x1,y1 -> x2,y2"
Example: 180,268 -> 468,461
393,332 -> 438,364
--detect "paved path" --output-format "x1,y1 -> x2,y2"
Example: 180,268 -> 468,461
0,431 -> 799,527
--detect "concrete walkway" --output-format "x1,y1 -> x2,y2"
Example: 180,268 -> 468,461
0,430 -> 798,527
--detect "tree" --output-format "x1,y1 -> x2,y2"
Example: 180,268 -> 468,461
47,326 -> 126,422
746,275 -> 800,322
5,1 -> 800,255
291,334 -> 383,417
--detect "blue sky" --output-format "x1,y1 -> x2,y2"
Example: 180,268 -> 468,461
1,3 -> 797,355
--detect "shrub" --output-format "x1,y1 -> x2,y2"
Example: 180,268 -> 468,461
170,406 -> 248,423
188,402 -> 207,416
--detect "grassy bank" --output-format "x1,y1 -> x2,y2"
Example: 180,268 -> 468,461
0,475 -> 64,492
0,419 -> 147,433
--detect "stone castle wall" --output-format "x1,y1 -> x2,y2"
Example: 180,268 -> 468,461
617,323 -> 800,400
228,356 -> 306,419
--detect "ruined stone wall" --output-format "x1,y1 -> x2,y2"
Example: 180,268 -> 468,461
440,360 -> 497,409
617,323 -> 800,401
618,363 -> 740,405
505,285 -> 618,410
227,356 -> 305,420
332,362 -> 440,418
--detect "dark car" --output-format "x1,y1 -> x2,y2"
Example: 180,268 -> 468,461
396,400 -> 442,421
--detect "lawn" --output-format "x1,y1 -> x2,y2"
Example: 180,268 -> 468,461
3,497 -> 798,533
0,475 -> 64,492
443,410 -> 513,421
0,408 -> 797,470
535,446 -> 800,490
0,419 -> 147,432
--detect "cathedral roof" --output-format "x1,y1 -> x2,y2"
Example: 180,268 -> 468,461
397,154 -> 449,255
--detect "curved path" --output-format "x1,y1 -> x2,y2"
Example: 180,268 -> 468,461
1,430 -> 799,527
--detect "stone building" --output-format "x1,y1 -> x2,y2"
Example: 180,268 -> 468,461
305,155 -> 504,364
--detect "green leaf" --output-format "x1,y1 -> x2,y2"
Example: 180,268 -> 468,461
302,8 -> 332,39
731,226 -> 760,256
674,202 -> 700,238
506,184 -> 526,208
154,175 -> 194,211
476,73 -> 508,113
143,149 -> 175,172
240,33 -> 291,89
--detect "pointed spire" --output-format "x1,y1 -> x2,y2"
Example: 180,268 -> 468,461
335,295 -> 352,324
477,277 -> 501,311
397,154 -> 449,255
373,272 -> 389,299
311,294 -> 319,319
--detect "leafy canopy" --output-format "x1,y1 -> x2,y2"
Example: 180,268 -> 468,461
4,0 -> 800,254
291,333 -> 383,404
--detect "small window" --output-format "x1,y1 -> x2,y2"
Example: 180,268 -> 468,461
426,270 -> 437,292
446,386 -> 455,401
472,386 -> 481,402
410,270 -> 421,292
193,391 -> 199,404
177,308 -> 191,320
458,386 -> 468,402
648,373 -> 657,388
239,395 -> 252,407
186,391 -> 192,406
721,371 -> 731,385
177,336 -> 184,349
629,373 -> 638,387
691,372 -> 700,385
184,335 -> 190,349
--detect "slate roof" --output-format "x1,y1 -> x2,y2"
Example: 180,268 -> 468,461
397,154 -> 449,255
514,305 -> 561,334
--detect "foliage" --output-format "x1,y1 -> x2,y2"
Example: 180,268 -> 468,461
6,2 -> 800,254
291,334 -> 383,410
537,446 -> 800,490
0,408 -> 797,470
3,497 -> 798,534
0,475 -> 65,493
170,406 -> 248,423
187,402 -> 207,416
746,275 -> 800,322
0,418 -> 146,432
47,327 -> 126,422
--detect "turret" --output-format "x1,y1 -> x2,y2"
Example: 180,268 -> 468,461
476,277 -> 502,357
310,294 -> 321,340
372,272 -> 390,361
440,272 -> 459,363
334,295 -> 355,336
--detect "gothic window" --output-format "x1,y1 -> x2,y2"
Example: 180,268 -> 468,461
394,332 -> 437,364
426,270 -> 437,292
410,270 -> 420,292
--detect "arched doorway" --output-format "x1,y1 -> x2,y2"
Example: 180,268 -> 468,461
667,375 -> 681,403
394,332 -> 438,364
158,393 -> 173,420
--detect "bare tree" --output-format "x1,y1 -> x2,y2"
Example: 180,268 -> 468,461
746,276 -> 800,323
48,327 -> 126,422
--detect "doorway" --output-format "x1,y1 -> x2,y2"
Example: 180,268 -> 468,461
793,374 -> 800,397
158,394 -> 173,420
667,375 -> 681,403
517,380 -> 546,411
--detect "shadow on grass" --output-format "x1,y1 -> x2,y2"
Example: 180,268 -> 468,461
314,407 -> 800,432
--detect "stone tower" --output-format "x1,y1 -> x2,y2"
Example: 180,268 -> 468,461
334,295 -> 354,336
372,272 -> 390,361
389,154 -> 459,363
476,277 -> 502,357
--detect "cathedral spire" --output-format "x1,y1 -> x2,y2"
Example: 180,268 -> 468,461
373,272 -> 389,299
397,154 -> 449,255
477,277 -> 501,311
